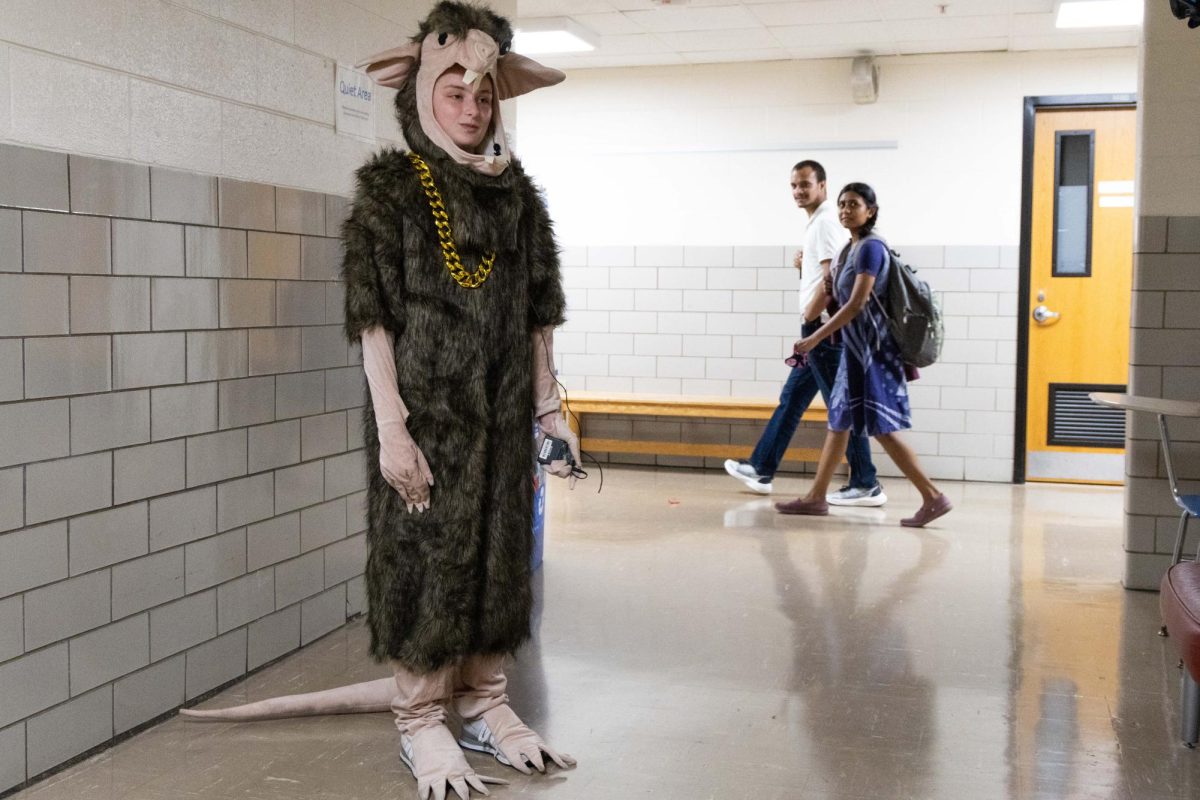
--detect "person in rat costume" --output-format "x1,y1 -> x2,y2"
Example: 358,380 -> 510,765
181,3 -> 580,798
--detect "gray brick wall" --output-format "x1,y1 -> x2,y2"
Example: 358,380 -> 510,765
1124,214 -> 1200,590
0,144 -> 362,792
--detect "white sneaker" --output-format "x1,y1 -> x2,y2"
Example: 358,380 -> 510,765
458,716 -> 511,766
826,484 -> 887,507
724,459 -> 772,494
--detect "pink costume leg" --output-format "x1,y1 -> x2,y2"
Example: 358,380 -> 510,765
392,662 -> 506,800
454,654 -> 576,774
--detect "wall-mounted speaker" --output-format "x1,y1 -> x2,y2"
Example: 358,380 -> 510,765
851,56 -> 879,105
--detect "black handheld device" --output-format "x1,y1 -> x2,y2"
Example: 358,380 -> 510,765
537,435 -> 576,466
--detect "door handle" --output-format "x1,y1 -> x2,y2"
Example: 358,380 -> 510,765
1032,304 -> 1061,325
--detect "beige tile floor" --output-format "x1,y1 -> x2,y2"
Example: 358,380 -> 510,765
11,467 -> 1200,800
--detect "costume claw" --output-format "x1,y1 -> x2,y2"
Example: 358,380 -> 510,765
402,726 -> 501,800
458,704 -> 577,775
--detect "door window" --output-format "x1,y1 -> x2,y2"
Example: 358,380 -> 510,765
1053,131 -> 1094,277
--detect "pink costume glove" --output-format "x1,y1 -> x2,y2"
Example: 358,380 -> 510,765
405,723 -> 506,800
532,327 -> 581,485
362,326 -> 434,513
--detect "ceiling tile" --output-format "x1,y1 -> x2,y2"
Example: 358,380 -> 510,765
877,0 -> 1014,19
593,33 -> 676,54
572,12 -> 646,36
747,0 -> 880,26
655,26 -> 780,51
622,5 -> 762,32
1012,30 -> 1141,51
540,51 -> 688,69
516,1 -> 1139,69
887,14 -> 1012,41
897,36 -> 1011,54
517,0 -> 617,15
769,21 -> 894,47
1011,11 -> 1061,36
682,47 -> 792,63
1013,0 -> 1056,11
609,0 -> 734,8
785,43 -> 899,60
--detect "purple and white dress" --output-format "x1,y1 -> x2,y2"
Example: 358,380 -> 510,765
827,236 -> 912,437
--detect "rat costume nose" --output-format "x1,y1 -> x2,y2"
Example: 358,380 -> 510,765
458,30 -> 498,89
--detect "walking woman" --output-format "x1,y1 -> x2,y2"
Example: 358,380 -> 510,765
775,183 -> 952,527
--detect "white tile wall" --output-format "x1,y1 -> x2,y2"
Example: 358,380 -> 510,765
559,242 -> 1021,482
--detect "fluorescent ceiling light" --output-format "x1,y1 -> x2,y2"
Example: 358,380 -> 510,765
514,17 -> 598,54
1055,0 -> 1142,28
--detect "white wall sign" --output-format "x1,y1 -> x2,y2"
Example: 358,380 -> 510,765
336,64 -> 375,141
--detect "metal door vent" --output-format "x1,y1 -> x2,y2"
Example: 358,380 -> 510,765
1048,383 -> 1126,448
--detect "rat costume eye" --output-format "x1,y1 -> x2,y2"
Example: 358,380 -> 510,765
499,40 -> 511,55
438,32 -> 448,45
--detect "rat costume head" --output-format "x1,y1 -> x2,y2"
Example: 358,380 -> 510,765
359,1 -> 564,176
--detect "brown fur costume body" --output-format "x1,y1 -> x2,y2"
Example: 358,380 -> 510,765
341,2 -> 566,673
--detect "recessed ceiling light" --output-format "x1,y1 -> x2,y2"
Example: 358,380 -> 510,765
514,17 -> 598,54
1055,0 -> 1142,29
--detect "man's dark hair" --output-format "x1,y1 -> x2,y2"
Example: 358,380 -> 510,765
792,160 -> 826,184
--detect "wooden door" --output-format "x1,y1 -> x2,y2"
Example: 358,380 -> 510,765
1025,108 -> 1136,484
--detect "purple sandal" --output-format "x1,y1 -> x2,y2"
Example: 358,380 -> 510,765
900,494 -> 953,528
775,497 -> 830,516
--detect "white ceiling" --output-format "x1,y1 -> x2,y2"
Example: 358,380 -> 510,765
514,0 -> 1142,68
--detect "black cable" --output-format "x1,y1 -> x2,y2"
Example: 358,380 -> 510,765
537,327 -> 604,494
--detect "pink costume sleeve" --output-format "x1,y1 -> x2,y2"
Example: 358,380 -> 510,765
532,326 -> 561,423
361,325 -> 433,511
361,325 -> 408,428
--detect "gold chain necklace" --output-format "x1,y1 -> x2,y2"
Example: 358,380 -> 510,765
406,152 -> 496,289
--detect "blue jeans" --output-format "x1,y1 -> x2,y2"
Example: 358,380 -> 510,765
748,321 -> 878,487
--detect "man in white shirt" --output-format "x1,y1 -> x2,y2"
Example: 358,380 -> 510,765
725,160 -> 885,505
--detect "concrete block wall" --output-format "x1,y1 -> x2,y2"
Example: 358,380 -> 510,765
1123,2 -> 1200,590
0,0 -> 518,197
0,143 -> 366,794
556,242 -> 1018,482
1123,214 -> 1200,589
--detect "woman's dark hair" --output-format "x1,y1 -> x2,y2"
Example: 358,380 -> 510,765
838,182 -> 879,236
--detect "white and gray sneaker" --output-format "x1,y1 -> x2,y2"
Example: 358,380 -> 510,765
826,483 -> 887,507
724,459 -> 773,494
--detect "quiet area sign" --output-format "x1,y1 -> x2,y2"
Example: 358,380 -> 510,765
335,64 -> 375,141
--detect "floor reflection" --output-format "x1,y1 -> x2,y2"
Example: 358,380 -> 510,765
11,468 -> 1200,800
756,523 -> 945,798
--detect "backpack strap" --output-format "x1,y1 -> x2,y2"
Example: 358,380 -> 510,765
842,234 -> 891,355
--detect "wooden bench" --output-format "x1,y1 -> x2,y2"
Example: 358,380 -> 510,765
562,391 -> 830,463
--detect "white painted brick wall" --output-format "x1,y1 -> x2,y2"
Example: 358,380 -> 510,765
560,243 -> 1022,484
0,0 -> 511,195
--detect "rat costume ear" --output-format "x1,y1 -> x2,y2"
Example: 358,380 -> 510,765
358,42 -> 423,89
493,52 -> 565,100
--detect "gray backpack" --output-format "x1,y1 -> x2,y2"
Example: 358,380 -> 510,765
866,236 -> 943,368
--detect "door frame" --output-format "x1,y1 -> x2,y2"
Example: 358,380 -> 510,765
1013,93 -> 1137,484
